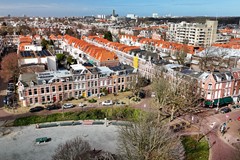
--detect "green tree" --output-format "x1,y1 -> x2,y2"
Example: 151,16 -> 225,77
41,38 -> 49,50
67,55 -> 73,64
104,31 -> 113,41
56,53 -> 65,61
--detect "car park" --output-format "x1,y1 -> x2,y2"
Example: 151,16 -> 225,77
29,106 -> 45,112
220,107 -> 231,114
46,104 -> 61,110
102,100 -> 113,106
62,103 -> 74,109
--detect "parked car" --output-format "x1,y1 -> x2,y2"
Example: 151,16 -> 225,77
115,101 -> 126,106
102,100 -> 113,106
232,105 -> 240,109
62,103 -> 74,109
79,103 -> 87,107
3,94 -> 16,106
46,104 -> 61,110
220,107 -> 231,114
29,106 -> 44,113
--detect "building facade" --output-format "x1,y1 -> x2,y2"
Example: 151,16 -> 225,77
167,20 -> 218,47
17,64 -> 136,106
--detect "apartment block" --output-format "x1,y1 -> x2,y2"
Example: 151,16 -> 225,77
167,20 -> 218,47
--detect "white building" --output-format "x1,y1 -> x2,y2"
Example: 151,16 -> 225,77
152,13 -> 159,18
126,14 -> 137,19
167,20 -> 218,47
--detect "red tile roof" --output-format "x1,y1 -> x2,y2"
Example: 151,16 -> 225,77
64,35 -> 118,62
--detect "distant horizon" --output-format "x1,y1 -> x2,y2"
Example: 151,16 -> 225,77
0,0 -> 239,17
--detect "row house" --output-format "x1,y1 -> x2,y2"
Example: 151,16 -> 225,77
17,64 -> 136,107
59,35 -> 119,67
162,65 -> 240,106
85,36 -> 162,80
199,71 -> 235,106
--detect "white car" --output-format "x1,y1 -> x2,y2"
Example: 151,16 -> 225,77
102,100 -> 113,106
62,103 -> 74,109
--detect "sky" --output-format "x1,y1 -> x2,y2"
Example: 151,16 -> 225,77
0,0 -> 239,17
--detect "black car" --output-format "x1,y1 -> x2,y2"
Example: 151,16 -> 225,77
29,106 -> 45,112
220,107 -> 231,114
46,104 -> 61,110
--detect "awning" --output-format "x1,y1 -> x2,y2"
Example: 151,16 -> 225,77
223,96 -> 233,104
213,98 -> 225,106
213,97 -> 233,106
205,101 -> 212,106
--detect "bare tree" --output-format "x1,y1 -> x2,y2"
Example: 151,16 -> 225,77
152,71 -> 202,121
118,112 -> 183,160
52,137 -> 120,160
0,52 -> 19,82
198,47 -> 229,71
129,74 -> 150,98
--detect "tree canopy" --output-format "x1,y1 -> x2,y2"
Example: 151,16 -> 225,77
104,31 -> 113,42
0,52 -> 19,82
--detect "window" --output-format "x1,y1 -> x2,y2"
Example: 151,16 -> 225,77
34,89 -> 37,94
91,81 -> 93,87
64,85 -> 68,90
95,81 -> 97,86
122,78 -> 124,83
58,86 -> 62,91
88,82 -> 90,87
42,96 -> 45,102
52,86 -> 56,92
69,84 -> 72,90
46,87 -> 49,93
95,89 -> 98,94
47,95 -> 50,101
41,88 -> 44,94
28,89 -> 32,95
208,84 -> 212,90
35,97 -> 38,103
92,89 -> 94,94
29,98 -> 33,104
118,78 -> 120,83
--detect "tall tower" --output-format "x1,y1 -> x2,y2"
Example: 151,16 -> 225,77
112,9 -> 115,17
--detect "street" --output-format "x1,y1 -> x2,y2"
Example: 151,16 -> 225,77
195,109 -> 240,160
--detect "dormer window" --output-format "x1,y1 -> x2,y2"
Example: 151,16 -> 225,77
42,80 -> 46,85
30,81 -> 34,87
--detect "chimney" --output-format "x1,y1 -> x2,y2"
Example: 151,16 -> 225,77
148,56 -> 152,62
